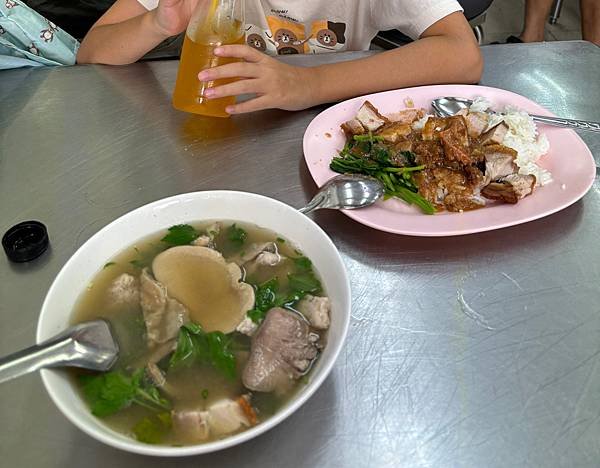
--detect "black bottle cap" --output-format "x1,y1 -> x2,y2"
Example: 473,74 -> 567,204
2,220 -> 49,263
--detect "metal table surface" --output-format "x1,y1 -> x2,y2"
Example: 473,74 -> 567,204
1,41 -> 599,468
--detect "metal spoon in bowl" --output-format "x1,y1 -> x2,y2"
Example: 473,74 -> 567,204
432,96 -> 600,133
0,319 -> 119,384
299,174 -> 385,215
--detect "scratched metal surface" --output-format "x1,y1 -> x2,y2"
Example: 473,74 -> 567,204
1,41 -> 599,468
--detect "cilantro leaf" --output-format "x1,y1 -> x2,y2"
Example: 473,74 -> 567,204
293,256 -> 312,271
248,278 -> 279,324
80,370 -> 171,418
169,323 -> 237,380
227,224 -> 247,246
80,372 -> 137,417
161,224 -> 200,246
133,412 -> 172,444
288,271 -> 322,295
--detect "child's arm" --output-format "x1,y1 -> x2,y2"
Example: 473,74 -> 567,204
77,0 -> 195,65
200,12 -> 483,114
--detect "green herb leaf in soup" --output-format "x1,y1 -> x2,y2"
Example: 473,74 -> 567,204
227,224 -> 247,246
161,224 -> 200,246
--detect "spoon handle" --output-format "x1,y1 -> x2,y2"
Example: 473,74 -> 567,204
298,192 -> 327,215
0,336 -> 74,384
532,115 -> 600,133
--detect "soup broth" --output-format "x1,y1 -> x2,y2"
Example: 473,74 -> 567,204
70,221 -> 328,446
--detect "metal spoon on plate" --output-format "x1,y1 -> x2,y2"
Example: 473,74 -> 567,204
432,96 -> 600,133
299,174 -> 385,215
0,319 -> 119,384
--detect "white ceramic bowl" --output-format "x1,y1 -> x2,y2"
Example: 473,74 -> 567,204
37,191 -> 351,457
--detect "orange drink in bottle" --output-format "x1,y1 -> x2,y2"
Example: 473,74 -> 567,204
172,0 -> 245,118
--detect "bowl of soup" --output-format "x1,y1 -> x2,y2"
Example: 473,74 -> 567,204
37,191 -> 351,456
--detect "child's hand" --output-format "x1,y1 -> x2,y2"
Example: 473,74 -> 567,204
152,0 -> 199,37
198,45 -> 319,114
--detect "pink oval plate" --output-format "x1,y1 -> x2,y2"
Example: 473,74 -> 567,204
303,84 -> 597,236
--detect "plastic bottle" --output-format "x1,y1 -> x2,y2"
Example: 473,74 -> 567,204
172,0 -> 245,118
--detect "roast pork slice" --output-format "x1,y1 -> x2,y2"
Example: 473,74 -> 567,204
140,269 -> 189,347
355,101 -> 389,132
480,121 -> 509,145
481,174 -> 537,204
483,144 -> 518,183
464,112 -> 490,138
242,308 -> 318,393
386,108 -> 426,124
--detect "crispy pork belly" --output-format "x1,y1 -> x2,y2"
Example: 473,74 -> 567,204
355,101 -> 389,132
421,117 -> 448,141
375,122 -> 412,143
438,116 -> 472,165
418,167 -> 485,212
341,118 -> 366,138
481,174 -> 536,203
480,121 -> 509,145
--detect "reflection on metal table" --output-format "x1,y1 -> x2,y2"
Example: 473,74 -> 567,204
1,41 -> 599,468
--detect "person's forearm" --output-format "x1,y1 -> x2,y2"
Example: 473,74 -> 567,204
77,11 -> 169,65
307,35 -> 483,106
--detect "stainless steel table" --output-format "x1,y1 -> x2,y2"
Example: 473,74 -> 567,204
1,41 -> 599,468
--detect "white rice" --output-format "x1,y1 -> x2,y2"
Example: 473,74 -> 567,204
469,98 -> 552,186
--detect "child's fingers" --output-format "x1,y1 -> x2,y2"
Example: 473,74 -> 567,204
226,96 -> 272,115
204,78 -> 262,99
214,44 -> 265,63
198,62 -> 259,81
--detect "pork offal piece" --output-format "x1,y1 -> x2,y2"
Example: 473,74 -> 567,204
355,101 -> 389,132
481,174 -> 536,204
480,121 -> 509,145
242,308 -> 319,393
172,409 -> 210,443
296,295 -> 331,330
107,273 -> 139,309
140,269 -> 189,347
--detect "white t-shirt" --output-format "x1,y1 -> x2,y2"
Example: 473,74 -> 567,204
137,0 -> 463,55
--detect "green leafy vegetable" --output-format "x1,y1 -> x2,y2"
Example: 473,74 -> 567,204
201,389 -> 209,399
276,237 -> 286,243
80,370 -> 170,417
161,224 -> 200,246
247,278 -> 279,323
133,412 -> 172,444
169,323 -> 236,380
330,138 -> 435,215
103,262 -> 116,269
227,224 -> 247,246
247,256 -> 322,323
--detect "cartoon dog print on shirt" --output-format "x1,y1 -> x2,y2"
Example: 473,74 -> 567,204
266,17 -> 310,55
245,24 -> 277,55
308,21 -> 346,53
